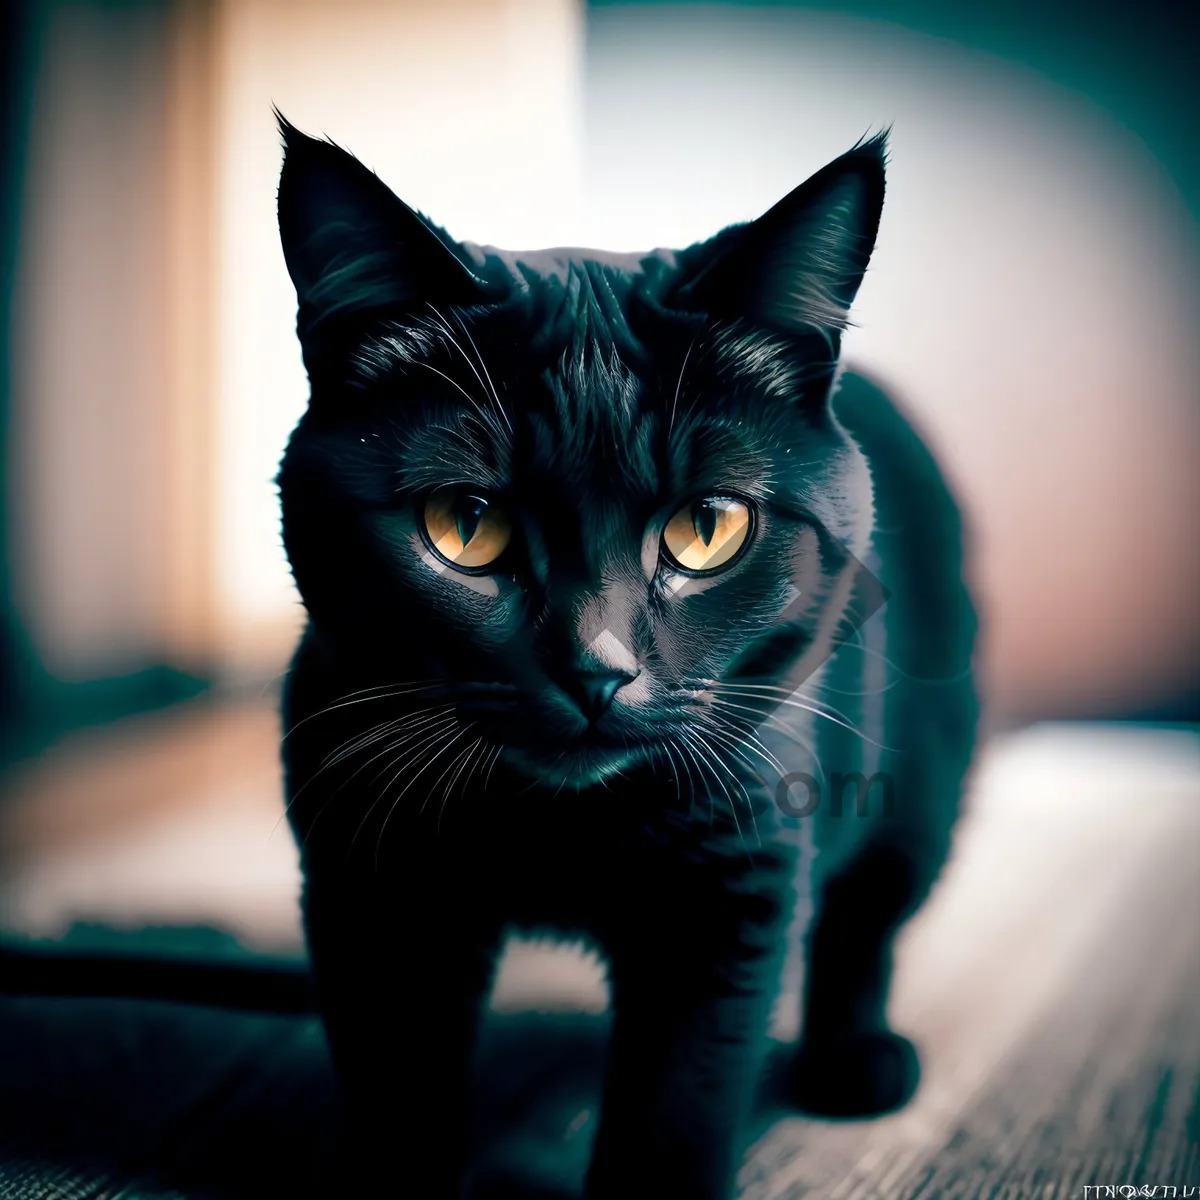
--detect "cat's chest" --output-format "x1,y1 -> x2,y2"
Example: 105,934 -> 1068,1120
435,777 -> 804,937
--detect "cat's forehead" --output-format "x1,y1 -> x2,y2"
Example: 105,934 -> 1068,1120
350,256 -> 836,511
459,241 -> 680,293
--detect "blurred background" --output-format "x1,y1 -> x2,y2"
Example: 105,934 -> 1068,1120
0,0 -> 1196,993
0,3 -> 1197,1194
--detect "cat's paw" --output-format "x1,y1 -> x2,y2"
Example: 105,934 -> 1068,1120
787,1030 -> 920,1117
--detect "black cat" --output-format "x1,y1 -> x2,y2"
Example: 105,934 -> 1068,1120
275,114 -> 977,1199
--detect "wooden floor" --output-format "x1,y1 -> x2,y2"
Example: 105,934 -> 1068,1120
0,703 -> 1197,1198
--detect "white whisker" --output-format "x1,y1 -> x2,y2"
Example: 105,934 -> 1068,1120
434,736 -> 484,833
449,308 -> 513,436
343,718 -> 460,858
427,304 -> 513,436
700,686 -> 895,753
281,681 -> 443,741
682,727 -> 753,855
667,336 -> 696,439
483,743 -> 504,793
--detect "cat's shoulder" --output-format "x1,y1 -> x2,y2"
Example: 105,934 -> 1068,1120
833,367 -> 968,548
833,367 -> 977,704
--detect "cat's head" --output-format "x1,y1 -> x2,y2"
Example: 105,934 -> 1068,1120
276,115 -> 882,791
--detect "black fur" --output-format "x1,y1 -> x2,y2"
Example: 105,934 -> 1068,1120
275,114 -> 977,1199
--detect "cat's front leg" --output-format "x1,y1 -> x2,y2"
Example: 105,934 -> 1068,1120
789,837 -> 929,1118
586,870 -> 791,1200
303,866 -> 498,1199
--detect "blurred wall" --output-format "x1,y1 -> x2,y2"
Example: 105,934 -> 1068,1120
9,0 -> 217,709
13,1 -> 175,682
0,0 -> 33,728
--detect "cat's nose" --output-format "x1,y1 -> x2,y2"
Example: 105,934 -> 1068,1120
565,670 -> 637,722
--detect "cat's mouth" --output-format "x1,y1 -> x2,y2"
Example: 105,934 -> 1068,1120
500,739 -> 644,791
453,689 -> 665,790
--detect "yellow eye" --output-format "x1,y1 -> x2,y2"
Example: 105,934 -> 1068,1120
422,486 -> 512,572
662,497 -> 753,574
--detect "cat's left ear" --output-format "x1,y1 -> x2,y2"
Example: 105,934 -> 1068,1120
671,131 -> 887,339
275,111 -> 490,357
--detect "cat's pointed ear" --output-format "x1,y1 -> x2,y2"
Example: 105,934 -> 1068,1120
671,131 -> 887,337
275,111 -> 488,351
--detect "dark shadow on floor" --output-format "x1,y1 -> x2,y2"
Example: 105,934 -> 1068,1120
0,997 -> 610,1198
0,925 -> 828,1198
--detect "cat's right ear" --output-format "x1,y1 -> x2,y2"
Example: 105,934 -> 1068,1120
669,132 -> 887,342
275,111 -> 489,358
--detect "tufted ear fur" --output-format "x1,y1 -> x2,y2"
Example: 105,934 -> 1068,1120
671,131 -> 887,340
275,111 -> 488,365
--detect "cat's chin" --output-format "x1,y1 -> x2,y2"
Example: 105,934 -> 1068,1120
502,744 -> 642,792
